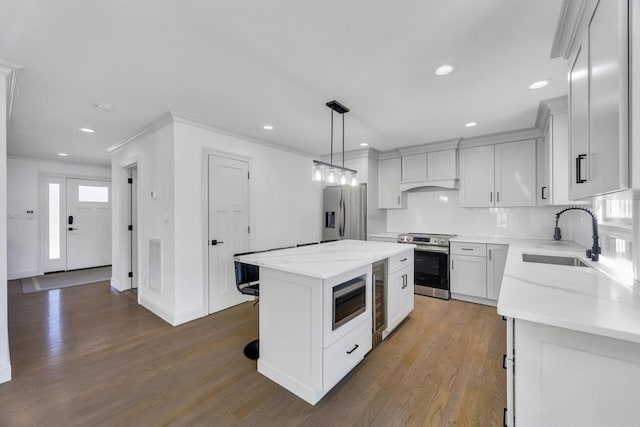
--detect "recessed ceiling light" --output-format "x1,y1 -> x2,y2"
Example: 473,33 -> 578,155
79,127 -> 96,133
464,122 -> 478,127
529,80 -> 549,89
263,125 -> 274,130
360,143 -> 369,147
435,65 -> 454,76
57,152 -> 69,157
95,103 -> 113,113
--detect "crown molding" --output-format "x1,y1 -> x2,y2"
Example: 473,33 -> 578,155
550,0 -> 597,59
397,138 -> 460,156
378,150 -> 401,160
7,154 -> 111,168
458,127 -> 543,149
109,110 -> 315,158
0,60 -> 23,122
535,96 -> 569,131
107,112 -> 173,153
321,147 -> 381,162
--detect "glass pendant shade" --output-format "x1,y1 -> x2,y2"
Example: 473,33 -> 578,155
326,168 -> 337,184
312,165 -> 325,182
339,172 -> 348,186
349,173 -> 358,187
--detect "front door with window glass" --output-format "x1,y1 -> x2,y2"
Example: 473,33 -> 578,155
44,177 -> 112,272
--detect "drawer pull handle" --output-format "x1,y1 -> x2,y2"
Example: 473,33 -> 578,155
503,354 -> 507,369
461,248 -> 473,251
346,344 -> 359,355
400,258 -> 407,262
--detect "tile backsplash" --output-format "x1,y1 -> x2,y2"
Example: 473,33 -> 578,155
386,189 -> 592,243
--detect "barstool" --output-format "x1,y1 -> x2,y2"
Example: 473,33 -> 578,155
234,253 -> 260,360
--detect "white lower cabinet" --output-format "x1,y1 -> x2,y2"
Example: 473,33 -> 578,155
450,242 -> 508,304
450,254 -> 486,298
507,318 -> 640,426
323,319 -> 371,391
385,249 -> 414,336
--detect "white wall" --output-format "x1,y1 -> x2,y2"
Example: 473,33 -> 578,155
0,68 -> 10,383
110,115 -> 321,326
172,121 -> 321,319
387,188 -> 591,244
6,157 -> 110,279
110,123 -> 176,324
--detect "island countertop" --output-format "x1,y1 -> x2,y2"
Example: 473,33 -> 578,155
235,239 -> 415,279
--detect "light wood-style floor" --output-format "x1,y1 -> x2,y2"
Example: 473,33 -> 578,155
0,281 -> 505,426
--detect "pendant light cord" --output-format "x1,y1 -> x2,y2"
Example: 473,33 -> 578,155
330,110 -> 334,165
342,113 -> 345,168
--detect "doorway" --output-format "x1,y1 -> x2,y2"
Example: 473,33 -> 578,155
42,176 -> 112,273
207,153 -> 251,314
128,167 -> 138,289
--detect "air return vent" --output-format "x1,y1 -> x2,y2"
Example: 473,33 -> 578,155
148,238 -> 162,293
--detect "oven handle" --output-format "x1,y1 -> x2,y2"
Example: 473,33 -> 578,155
414,246 -> 449,254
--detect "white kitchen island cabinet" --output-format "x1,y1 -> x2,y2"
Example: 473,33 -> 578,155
236,240 -> 415,405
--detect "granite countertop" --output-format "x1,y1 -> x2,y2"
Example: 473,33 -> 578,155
490,238 -> 640,344
236,239 -> 415,279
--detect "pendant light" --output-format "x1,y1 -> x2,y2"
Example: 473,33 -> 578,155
312,100 -> 358,186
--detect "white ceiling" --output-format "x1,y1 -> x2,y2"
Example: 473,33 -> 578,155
1,0 -> 567,165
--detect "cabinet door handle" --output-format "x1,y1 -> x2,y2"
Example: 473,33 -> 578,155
489,249 -> 492,261
451,259 -> 454,270
400,258 -> 407,262
576,154 -> 587,183
346,344 -> 359,355
497,191 -> 500,202
541,186 -> 547,200
397,195 -> 400,205
490,192 -> 493,202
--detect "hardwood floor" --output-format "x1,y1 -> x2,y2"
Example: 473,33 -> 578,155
0,281 -> 505,426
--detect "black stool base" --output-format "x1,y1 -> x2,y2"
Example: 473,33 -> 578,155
244,339 -> 259,360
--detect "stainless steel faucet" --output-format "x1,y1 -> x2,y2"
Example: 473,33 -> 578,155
553,207 -> 600,261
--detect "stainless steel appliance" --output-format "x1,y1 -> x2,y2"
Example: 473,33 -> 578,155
372,260 -> 386,347
397,233 -> 456,300
322,184 -> 367,241
332,275 -> 367,330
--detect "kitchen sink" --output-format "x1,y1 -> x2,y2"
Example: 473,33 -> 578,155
522,253 -> 590,268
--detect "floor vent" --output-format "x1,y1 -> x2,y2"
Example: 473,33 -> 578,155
148,238 -> 162,293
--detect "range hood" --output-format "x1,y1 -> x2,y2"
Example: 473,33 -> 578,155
399,179 -> 458,192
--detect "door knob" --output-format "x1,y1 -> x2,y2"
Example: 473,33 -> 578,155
211,239 -> 224,246
68,227 -> 77,231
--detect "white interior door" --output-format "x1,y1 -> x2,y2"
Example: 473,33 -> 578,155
208,154 -> 251,314
66,178 -> 112,270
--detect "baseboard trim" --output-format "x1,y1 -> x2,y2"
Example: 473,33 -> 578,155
110,277 -> 122,292
173,306 -> 204,326
140,295 -> 174,326
0,362 -> 11,384
8,270 -> 38,280
451,293 -> 498,307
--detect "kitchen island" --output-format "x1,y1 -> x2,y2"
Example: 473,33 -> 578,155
236,240 -> 414,405
495,239 -> 640,426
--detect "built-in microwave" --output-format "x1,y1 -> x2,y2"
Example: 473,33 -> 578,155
332,275 -> 367,330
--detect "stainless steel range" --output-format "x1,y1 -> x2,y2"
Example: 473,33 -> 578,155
398,233 -> 456,300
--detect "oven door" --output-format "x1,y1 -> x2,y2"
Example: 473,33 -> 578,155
414,247 -> 449,292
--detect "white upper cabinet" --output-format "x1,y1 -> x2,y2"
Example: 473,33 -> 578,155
427,149 -> 457,181
378,157 -> 406,209
459,145 -> 494,208
562,0 -> 629,199
495,140 -> 536,207
536,98 -> 590,206
459,140 -> 536,208
401,153 -> 427,182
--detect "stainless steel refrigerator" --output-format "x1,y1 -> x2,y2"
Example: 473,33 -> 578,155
322,184 -> 367,241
